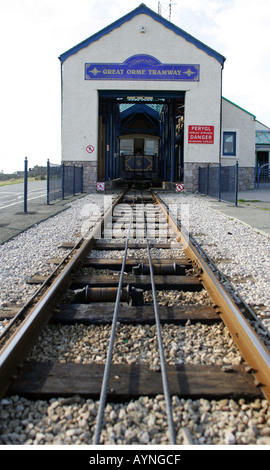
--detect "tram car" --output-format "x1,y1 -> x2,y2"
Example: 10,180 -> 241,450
119,135 -> 160,185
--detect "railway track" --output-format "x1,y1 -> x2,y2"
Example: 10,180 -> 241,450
0,188 -> 270,445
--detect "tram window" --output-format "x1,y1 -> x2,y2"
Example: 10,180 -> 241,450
145,138 -> 158,155
223,132 -> 236,156
120,139 -> 133,155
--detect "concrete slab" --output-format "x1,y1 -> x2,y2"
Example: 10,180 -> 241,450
208,188 -> 270,238
238,188 -> 270,203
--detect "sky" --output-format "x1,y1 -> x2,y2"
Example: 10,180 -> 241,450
1,0 -> 270,173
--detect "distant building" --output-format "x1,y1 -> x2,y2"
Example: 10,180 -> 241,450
256,122 -> 270,166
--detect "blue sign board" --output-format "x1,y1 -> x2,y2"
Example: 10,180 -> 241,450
85,54 -> 200,81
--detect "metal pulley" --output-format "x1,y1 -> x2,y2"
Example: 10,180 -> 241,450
131,262 -> 184,275
72,284 -> 145,306
72,285 -> 130,303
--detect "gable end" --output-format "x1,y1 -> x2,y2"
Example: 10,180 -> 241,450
59,4 -> 226,66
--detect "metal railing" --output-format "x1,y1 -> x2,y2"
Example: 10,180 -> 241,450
198,162 -> 239,206
255,162 -> 270,189
47,160 -> 83,203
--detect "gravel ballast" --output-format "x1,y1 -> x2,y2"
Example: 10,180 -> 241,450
157,193 -> 270,320
0,191 -> 270,446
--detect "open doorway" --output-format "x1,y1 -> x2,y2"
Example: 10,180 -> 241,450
257,151 -> 269,164
98,90 -> 185,184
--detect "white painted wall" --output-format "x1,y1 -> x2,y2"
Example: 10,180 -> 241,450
222,98 -> 255,167
61,12 -> 223,166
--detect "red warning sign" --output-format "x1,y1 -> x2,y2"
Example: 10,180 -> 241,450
188,126 -> 214,144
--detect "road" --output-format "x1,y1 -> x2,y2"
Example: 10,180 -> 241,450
0,180 -> 47,211
0,180 -> 78,245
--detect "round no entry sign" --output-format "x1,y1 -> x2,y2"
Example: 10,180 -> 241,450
97,182 -> 105,191
86,145 -> 95,153
175,183 -> 184,192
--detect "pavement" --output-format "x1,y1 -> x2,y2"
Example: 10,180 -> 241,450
207,188 -> 270,238
1,182 -> 270,246
0,180 -> 85,245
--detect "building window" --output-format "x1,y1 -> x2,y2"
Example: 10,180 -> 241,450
223,132 -> 236,156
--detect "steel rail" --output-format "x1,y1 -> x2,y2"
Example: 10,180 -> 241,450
93,197 -> 134,445
143,203 -> 176,445
152,191 -> 270,403
0,190 -> 127,399
188,232 -> 270,339
0,232 -> 86,342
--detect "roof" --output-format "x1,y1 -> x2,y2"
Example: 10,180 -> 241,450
119,96 -> 164,116
59,3 -> 226,66
256,130 -> 270,146
119,102 -> 162,116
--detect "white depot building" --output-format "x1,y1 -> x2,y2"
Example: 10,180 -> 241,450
59,3 -> 268,192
